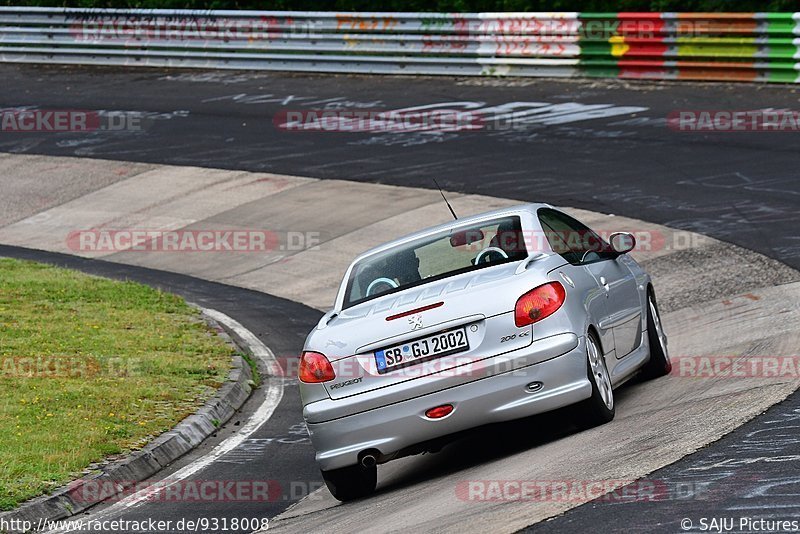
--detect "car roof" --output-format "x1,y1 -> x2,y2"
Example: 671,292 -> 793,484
351,202 -> 551,263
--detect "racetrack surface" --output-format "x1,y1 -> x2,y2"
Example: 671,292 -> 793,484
524,393 -> 800,533
1,155 -> 798,533
2,65 -> 799,271
1,65 -> 800,533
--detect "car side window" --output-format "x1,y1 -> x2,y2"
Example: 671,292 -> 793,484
539,218 -> 581,265
538,208 -> 615,265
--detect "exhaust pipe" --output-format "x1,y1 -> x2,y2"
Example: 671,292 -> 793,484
360,454 -> 377,468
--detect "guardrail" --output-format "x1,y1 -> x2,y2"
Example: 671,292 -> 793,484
1,7 -> 798,82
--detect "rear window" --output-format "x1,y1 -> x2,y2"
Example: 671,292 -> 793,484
343,216 -> 527,309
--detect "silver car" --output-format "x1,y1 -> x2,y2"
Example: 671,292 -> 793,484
298,204 -> 670,501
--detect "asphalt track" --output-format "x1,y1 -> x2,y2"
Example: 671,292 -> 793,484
2,65 -> 799,271
526,394 -> 800,533
2,65 -> 800,533
3,240 -> 798,534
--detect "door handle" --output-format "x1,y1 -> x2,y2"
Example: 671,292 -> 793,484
599,276 -> 610,292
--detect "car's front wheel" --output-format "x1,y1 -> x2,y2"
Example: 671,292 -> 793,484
321,464 -> 377,502
575,331 -> 615,429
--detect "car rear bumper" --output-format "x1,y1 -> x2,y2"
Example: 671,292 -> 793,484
306,333 -> 592,471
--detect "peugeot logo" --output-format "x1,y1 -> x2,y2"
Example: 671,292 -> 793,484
408,314 -> 423,330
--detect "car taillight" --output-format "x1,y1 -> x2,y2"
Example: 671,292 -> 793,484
515,282 -> 566,327
298,351 -> 336,383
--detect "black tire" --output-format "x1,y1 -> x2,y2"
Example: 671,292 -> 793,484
642,290 -> 671,380
575,330 -> 615,429
321,464 -> 377,502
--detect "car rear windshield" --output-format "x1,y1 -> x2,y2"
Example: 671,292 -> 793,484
343,216 -> 527,309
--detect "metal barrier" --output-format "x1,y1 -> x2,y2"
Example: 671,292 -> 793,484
1,7 -> 798,82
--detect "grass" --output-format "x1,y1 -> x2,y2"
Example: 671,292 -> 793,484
0,258 -> 234,511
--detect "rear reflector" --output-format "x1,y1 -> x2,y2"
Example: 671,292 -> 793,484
298,351 -> 336,383
425,404 -> 454,419
386,301 -> 444,321
515,282 -> 566,327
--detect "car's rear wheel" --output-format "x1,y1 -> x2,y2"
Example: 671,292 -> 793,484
575,330 -> 615,428
642,291 -> 671,379
321,464 -> 377,502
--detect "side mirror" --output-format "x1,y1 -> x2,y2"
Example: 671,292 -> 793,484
609,232 -> 636,254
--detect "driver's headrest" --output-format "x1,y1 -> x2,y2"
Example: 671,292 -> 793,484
392,250 -> 421,283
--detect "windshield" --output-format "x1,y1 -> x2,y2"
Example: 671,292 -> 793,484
343,216 -> 527,309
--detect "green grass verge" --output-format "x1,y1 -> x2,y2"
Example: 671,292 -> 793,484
0,258 -> 234,511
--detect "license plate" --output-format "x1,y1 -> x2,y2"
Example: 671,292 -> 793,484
374,327 -> 470,374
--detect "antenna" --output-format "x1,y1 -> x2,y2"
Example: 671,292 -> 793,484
433,178 -> 458,220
